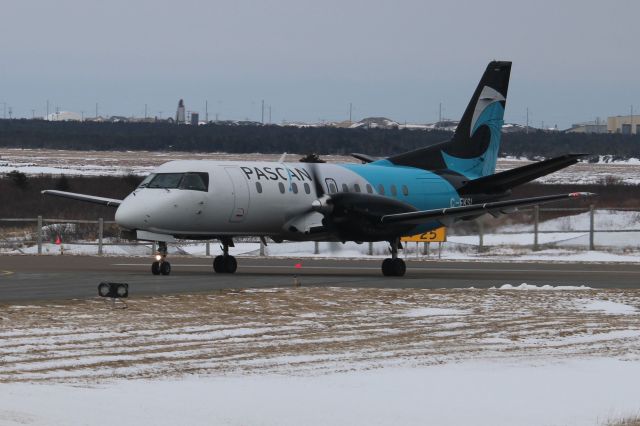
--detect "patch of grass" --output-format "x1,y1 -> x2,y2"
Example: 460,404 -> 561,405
606,416 -> 640,426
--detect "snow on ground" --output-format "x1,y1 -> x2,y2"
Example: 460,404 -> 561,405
494,283 -> 591,290
581,300 -> 638,315
4,209 -> 640,262
0,148 -> 355,177
6,239 -> 640,264
2,358 -> 640,426
2,287 -> 640,425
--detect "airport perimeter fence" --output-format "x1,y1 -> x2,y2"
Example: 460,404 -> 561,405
0,205 -> 639,256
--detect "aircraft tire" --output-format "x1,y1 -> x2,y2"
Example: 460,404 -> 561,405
392,258 -> 406,277
160,261 -> 171,276
151,261 -> 161,275
381,258 -> 393,276
213,256 -> 225,273
225,256 -> 237,274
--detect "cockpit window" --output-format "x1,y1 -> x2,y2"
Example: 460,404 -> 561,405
146,172 -> 209,191
148,173 -> 184,189
179,173 -> 209,191
138,174 -> 156,188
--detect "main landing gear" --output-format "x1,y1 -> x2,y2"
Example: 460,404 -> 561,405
151,241 -> 171,276
381,238 -> 406,277
213,238 -> 237,274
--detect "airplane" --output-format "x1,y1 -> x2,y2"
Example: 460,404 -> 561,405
43,61 -> 593,277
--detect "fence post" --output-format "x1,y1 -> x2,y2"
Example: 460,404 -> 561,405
98,218 -> 104,255
206,242 -> 211,256
314,241 -> 319,255
368,241 -> 373,256
152,241 -> 156,256
478,220 -> 484,253
259,239 -> 265,256
589,204 -> 595,251
37,215 -> 43,255
533,205 -> 539,251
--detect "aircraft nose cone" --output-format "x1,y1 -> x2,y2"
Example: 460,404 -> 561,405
115,199 -> 140,230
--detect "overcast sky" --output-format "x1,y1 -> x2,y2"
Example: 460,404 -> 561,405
1,0 -> 638,128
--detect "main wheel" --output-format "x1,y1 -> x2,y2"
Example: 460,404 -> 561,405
151,261 -> 161,275
381,258 -> 393,276
160,261 -> 171,275
213,256 -> 225,273
391,258 -> 406,277
224,256 -> 237,273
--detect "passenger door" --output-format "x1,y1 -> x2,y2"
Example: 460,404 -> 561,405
224,167 -> 250,222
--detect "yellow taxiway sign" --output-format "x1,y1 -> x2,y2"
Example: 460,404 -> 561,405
401,227 -> 446,243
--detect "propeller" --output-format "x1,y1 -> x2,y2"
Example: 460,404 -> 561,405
303,162 -> 418,241
308,163 -> 333,214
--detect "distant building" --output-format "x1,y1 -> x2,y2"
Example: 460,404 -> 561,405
45,111 -> 82,121
176,99 -> 186,124
349,117 -> 399,129
567,120 -> 607,134
190,112 -> 199,125
608,115 -> 640,134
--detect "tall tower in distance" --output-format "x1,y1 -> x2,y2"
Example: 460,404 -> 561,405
176,99 -> 186,124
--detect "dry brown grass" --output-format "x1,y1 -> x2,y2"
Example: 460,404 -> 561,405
606,416 -> 640,426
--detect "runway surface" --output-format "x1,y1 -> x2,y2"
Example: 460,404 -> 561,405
1,255 -> 640,302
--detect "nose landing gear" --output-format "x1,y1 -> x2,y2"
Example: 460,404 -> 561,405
213,238 -> 237,274
151,241 -> 171,275
381,238 -> 406,277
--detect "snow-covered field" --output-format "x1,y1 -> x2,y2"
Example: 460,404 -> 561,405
2,287 -> 640,425
2,148 -> 640,185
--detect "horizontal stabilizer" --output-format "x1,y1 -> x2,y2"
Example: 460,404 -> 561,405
42,190 -> 122,207
381,192 -> 595,226
459,154 -> 586,195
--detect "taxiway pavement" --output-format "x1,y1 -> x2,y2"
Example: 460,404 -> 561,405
1,255 -> 639,302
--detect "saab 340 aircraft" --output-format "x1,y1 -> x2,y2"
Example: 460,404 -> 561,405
43,61 -> 593,276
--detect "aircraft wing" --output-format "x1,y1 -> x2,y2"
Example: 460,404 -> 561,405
380,192 -> 595,226
42,190 -> 122,207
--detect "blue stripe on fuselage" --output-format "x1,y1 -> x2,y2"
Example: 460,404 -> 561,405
340,163 -> 460,234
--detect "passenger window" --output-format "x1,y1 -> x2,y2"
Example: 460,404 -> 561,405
378,184 -> 385,195
256,182 -> 263,193
391,185 -> 397,196
366,184 -> 373,194
354,184 -> 361,193
402,185 -> 409,196
304,183 -> 311,194
342,184 -> 349,193
179,173 -> 208,192
278,182 -> 285,194
292,182 -> 298,194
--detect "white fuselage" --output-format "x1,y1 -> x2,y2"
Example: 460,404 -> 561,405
114,159 -> 457,241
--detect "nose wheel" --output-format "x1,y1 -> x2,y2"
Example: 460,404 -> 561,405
151,241 -> 171,275
382,238 -> 406,277
213,238 -> 237,274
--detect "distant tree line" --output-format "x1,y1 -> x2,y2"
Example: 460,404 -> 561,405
2,119 -> 640,159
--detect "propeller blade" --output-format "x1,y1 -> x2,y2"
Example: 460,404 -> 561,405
308,163 -> 325,199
